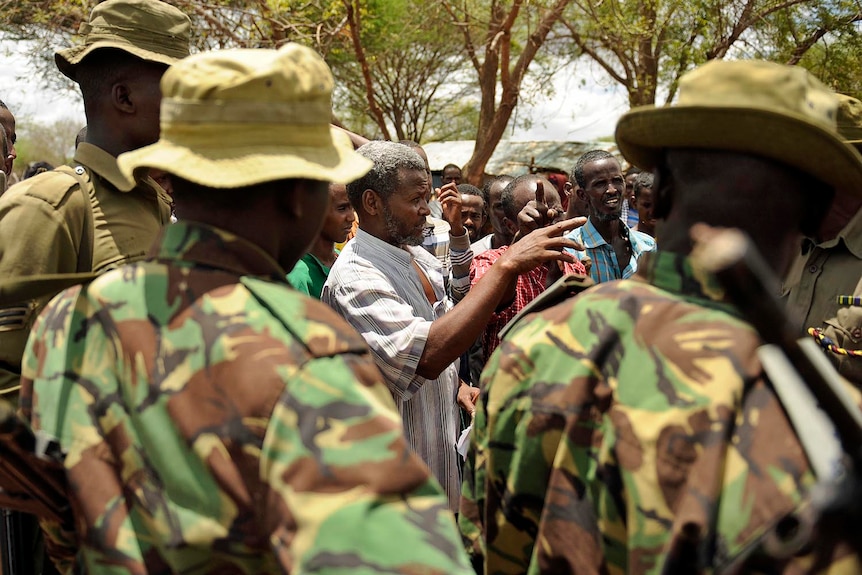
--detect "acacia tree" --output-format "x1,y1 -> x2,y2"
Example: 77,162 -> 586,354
558,0 -> 862,107
1,0 -> 479,142
331,0 -> 476,141
439,0 -> 574,185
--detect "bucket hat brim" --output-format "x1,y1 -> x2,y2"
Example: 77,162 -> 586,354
616,105 -> 862,197
117,127 -> 372,188
56,41 -> 183,81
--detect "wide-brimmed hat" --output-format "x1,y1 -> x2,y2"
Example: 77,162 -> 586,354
616,60 -> 862,195
55,0 -> 191,81
837,94 -> 862,152
117,44 -> 372,188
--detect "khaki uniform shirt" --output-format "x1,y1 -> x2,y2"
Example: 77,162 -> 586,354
0,143 -> 171,396
782,208 -> 862,334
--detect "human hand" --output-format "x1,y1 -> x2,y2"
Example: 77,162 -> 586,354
457,381 -> 480,417
438,183 -> 465,236
500,216 -> 586,276
516,180 -> 563,240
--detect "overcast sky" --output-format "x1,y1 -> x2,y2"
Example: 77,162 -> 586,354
2,39 -> 628,144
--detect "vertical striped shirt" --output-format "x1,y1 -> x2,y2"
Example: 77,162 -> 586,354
322,228 -> 462,511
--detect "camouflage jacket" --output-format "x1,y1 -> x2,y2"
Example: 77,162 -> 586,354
460,250 -> 856,574
21,220 -> 472,575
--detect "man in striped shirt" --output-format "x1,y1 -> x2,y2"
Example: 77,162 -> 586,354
322,141 -> 582,511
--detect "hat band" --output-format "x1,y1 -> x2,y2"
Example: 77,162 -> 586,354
160,122 -> 335,149
161,99 -> 332,125
77,25 -> 189,60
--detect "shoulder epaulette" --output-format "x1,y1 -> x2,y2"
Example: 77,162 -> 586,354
498,274 -> 594,340
17,166 -> 89,209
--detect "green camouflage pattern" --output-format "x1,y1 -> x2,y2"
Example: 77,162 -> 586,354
20,220 -> 472,574
460,250 -> 858,574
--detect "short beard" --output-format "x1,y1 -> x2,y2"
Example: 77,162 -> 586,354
590,204 -> 622,223
383,202 -> 424,246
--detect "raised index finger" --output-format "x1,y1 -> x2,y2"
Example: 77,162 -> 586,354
535,180 -> 545,207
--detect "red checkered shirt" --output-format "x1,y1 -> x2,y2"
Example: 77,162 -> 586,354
470,245 -> 586,362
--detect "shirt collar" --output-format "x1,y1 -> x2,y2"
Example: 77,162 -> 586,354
580,217 -> 608,248
815,207 -> 862,259
150,221 -> 288,282
636,250 -> 741,317
73,143 -> 141,192
355,227 -> 414,268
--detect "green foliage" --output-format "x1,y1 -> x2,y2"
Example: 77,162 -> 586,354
560,0 -> 862,107
13,115 -> 82,179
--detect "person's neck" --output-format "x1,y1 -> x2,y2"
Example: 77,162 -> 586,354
83,130 -> 131,159
309,236 -> 337,267
591,214 -> 622,243
492,230 -> 512,249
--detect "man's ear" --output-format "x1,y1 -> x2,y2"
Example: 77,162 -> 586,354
275,181 -> 303,219
575,186 -> 588,202
111,82 -> 135,114
630,192 -> 638,211
362,189 -> 382,216
502,216 -> 518,235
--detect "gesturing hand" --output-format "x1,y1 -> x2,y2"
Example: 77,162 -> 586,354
516,180 -> 564,240
457,381 -> 480,417
437,183 -> 465,236
501,216 -> 587,276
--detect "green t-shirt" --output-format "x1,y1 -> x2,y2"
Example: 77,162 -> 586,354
287,253 -> 332,299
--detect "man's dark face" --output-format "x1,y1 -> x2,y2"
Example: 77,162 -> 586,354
442,166 -> 462,186
412,146 -> 434,201
488,180 -> 509,236
633,185 -> 656,237
460,194 -> 485,242
625,172 -> 639,205
577,158 -> 625,222
381,167 -> 431,246
0,108 -> 16,171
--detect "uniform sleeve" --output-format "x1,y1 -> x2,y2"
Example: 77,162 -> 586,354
22,285 -> 147,574
322,277 -> 432,399
468,310 -> 610,575
260,351 -> 473,574
0,178 -> 86,394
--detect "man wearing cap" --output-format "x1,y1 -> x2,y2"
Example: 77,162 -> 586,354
0,0 -> 190,400
18,44 -> 473,574
460,60 -> 862,573
782,94 -> 862,385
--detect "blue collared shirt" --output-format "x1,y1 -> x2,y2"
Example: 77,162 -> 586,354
565,217 -> 656,284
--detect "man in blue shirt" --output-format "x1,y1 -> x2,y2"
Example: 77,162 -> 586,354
566,149 -> 655,283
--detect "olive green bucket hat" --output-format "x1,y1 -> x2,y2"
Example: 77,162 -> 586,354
837,93 -> 862,152
117,44 -> 372,188
55,0 -> 191,81
615,60 -> 862,195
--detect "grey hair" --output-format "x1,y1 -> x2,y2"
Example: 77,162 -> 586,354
348,140 -> 427,210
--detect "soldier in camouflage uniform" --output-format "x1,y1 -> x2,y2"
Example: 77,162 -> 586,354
20,45 -> 473,574
0,0 -> 190,399
460,60 -> 862,573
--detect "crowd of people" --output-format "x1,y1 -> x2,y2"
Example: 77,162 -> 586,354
0,0 -> 862,574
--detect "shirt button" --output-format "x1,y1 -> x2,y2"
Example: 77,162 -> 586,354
808,265 -> 818,273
